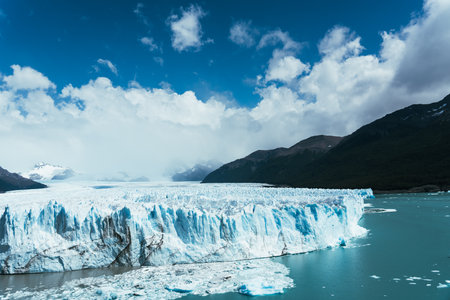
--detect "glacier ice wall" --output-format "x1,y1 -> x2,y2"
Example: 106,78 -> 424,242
0,182 -> 372,274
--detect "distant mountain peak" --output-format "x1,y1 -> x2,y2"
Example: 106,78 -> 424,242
172,161 -> 222,182
22,163 -> 75,181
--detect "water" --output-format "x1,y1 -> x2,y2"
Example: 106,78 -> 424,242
1,193 -> 449,299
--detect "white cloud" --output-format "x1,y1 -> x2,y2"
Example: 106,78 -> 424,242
168,5 -> 209,52
257,30 -> 308,83
229,21 -> 256,47
140,37 -> 159,52
258,30 -> 301,52
0,0 -> 449,179
392,0 -> 450,93
318,26 -> 364,60
265,53 -> 309,83
96,59 -> 118,75
3,65 -> 56,91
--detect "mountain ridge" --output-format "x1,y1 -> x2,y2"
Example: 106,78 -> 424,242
202,135 -> 343,184
203,94 -> 450,192
0,166 -> 47,193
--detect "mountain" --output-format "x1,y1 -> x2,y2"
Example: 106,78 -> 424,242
21,162 -> 75,181
203,94 -> 450,192
172,162 -> 221,181
0,166 -> 47,193
203,135 -> 342,184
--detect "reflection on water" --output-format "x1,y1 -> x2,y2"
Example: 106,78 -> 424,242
0,267 -> 134,294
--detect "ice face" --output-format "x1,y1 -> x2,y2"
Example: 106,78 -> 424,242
2,259 -> 293,299
0,182 -> 371,274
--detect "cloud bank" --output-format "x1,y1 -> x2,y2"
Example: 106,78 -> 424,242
1,0 -> 449,179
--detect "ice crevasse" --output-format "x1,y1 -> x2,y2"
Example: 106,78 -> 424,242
0,182 -> 372,274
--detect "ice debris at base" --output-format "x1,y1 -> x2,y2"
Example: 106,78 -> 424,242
238,279 -> 285,296
0,182 -> 371,274
2,259 -> 293,299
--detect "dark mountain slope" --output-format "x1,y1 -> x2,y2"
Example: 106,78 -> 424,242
202,135 -> 343,183
0,166 -> 47,193
203,94 -> 450,192
287,94 -> 450,191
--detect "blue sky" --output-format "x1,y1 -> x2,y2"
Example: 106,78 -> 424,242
0,0 -> 449,178
1,0 -> 423,106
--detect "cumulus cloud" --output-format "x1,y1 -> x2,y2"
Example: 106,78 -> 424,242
168,5 -> 210,52
3,65 -> 56,90
229,21 -> 256,47
0,0 -> 449,179
258,30 -> 308,83
96,59 -> 118,75
318,26 -> 363,59
265,53 -> 309,83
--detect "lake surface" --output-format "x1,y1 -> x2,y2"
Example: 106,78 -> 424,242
1,192 -> 449,299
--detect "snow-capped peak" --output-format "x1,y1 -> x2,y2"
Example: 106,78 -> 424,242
22,162 -> 75,181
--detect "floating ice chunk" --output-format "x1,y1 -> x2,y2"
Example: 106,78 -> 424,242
165,287 -> 194,294
431,270 -> 440,273
370,275 -> 381,279
238,280 -> 285,296
406,276 -> 422,281
364,208 -> 397,214
437,283 -> 448,288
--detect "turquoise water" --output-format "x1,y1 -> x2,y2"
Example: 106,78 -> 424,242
187,193 -> 450,300
1,193 -> 449,299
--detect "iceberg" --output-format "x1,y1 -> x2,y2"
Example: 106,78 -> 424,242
0,182 -> 371,274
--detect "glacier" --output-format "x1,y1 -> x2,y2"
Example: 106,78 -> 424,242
0,182 -> 372,274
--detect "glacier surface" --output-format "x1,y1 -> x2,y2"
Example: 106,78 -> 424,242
0,182 -> 371,274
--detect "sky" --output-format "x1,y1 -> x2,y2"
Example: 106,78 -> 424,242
1,0 -> 450,179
